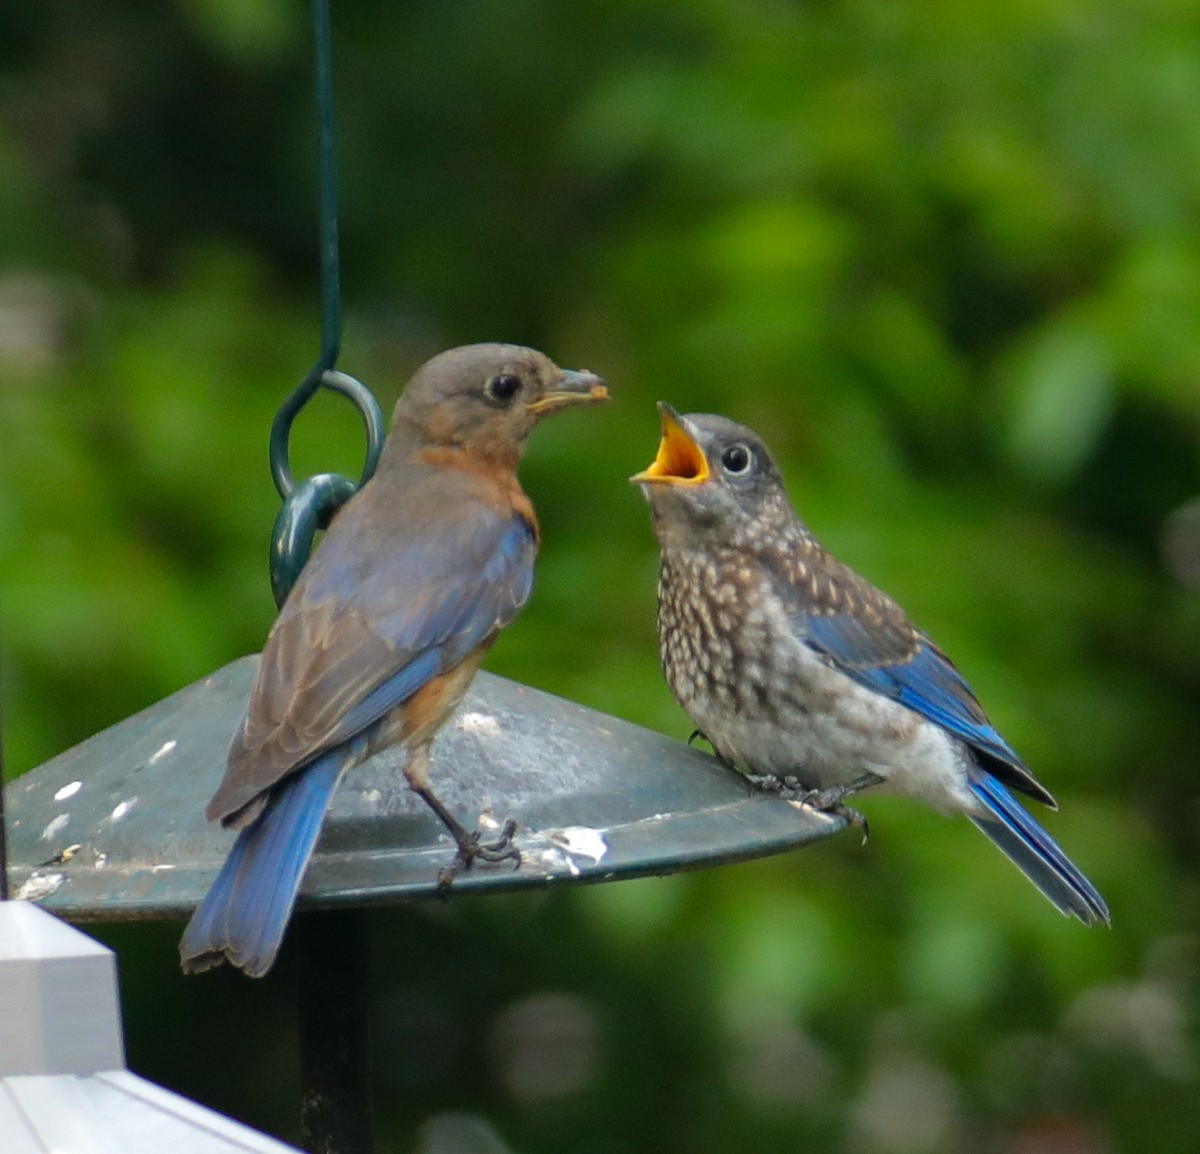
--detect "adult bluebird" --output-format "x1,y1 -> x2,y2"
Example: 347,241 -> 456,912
180,344 -> 608,976
632,405 -> 1108,925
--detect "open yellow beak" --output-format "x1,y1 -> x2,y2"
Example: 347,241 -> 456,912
630,403 -> 709,485
525,369 -> 609,415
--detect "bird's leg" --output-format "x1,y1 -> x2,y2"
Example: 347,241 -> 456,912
744,769 -> 882,807
796,771 -> 884,812
415,784 -> 520,888
689,728 -> 738,763
744,770 -> 883,842
403,747 -> 521,888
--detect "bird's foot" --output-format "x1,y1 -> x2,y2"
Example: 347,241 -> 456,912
827,803 -> 871,844
436,818 -> 522,890
745,771 -> 881,843
410,780 -> 523,890
687,728 -> 710,748
746,771 -> 881,807
745,772 -> 803,795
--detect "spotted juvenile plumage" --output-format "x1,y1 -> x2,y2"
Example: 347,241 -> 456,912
633,404 -> 1107,925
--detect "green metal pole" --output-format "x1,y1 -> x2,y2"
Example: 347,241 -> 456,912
291,7 -> 373,1153
270,0 -> 342,503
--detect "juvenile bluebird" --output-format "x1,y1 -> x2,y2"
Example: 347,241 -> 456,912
180,344 -> 607,976
632,405 -> 1109,925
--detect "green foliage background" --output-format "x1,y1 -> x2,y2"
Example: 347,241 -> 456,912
3,2 -> 1199,1151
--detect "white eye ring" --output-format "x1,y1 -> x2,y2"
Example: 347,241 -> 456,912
486,373 -> 522,403
721,443 -> 752,474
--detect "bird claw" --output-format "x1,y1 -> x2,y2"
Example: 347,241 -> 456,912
830,804 -> 871,845
744,772 -> 879,844
437,819 -> 522,890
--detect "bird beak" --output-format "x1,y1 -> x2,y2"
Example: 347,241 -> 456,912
525,369 -> 609,415
630,403 -> 710,486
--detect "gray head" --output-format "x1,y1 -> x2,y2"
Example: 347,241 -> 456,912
389,343 -> 607,467
630,403 -> 800,549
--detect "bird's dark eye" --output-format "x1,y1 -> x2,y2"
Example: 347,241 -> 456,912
485,373 -> 522,404
721,444 -> 752,474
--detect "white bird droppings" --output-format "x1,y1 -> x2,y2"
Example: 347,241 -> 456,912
548,826 -> 608,864
110,797 -> 137,821
147,740 -> 177,764
41,813 -> 70,841
15,873 -> 65,901
53,780 -> 82,802
525,826 -> 609,877
459,711 -> 501,735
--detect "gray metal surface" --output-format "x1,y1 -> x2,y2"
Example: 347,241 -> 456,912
6,657 -> 845,920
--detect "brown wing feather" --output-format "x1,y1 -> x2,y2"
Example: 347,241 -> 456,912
208,609 -> 400,822
206,461 -> 537,826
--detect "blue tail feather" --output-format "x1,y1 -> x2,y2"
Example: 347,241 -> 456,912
180,751 -> 346,977
967,770 -> 1109,925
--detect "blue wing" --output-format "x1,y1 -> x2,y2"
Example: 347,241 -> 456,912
966,771 -> 1110,925
774,545 -> 1107,924
804,611 -> 1111,923
180,745 -> 350,976
805,617 -> 1029,778
183,469 -> 538,973
208,468 -> 538,823
778,549 -> 1053,806
314,511 -> 536,750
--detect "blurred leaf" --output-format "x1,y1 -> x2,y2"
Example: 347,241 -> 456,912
998,320 -> 1115,483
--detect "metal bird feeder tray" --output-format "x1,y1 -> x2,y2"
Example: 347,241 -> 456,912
6,659 -> 843,918
4,660 -> 845,1154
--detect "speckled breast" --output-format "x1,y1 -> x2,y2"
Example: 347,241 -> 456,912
656,549 -> 790,730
